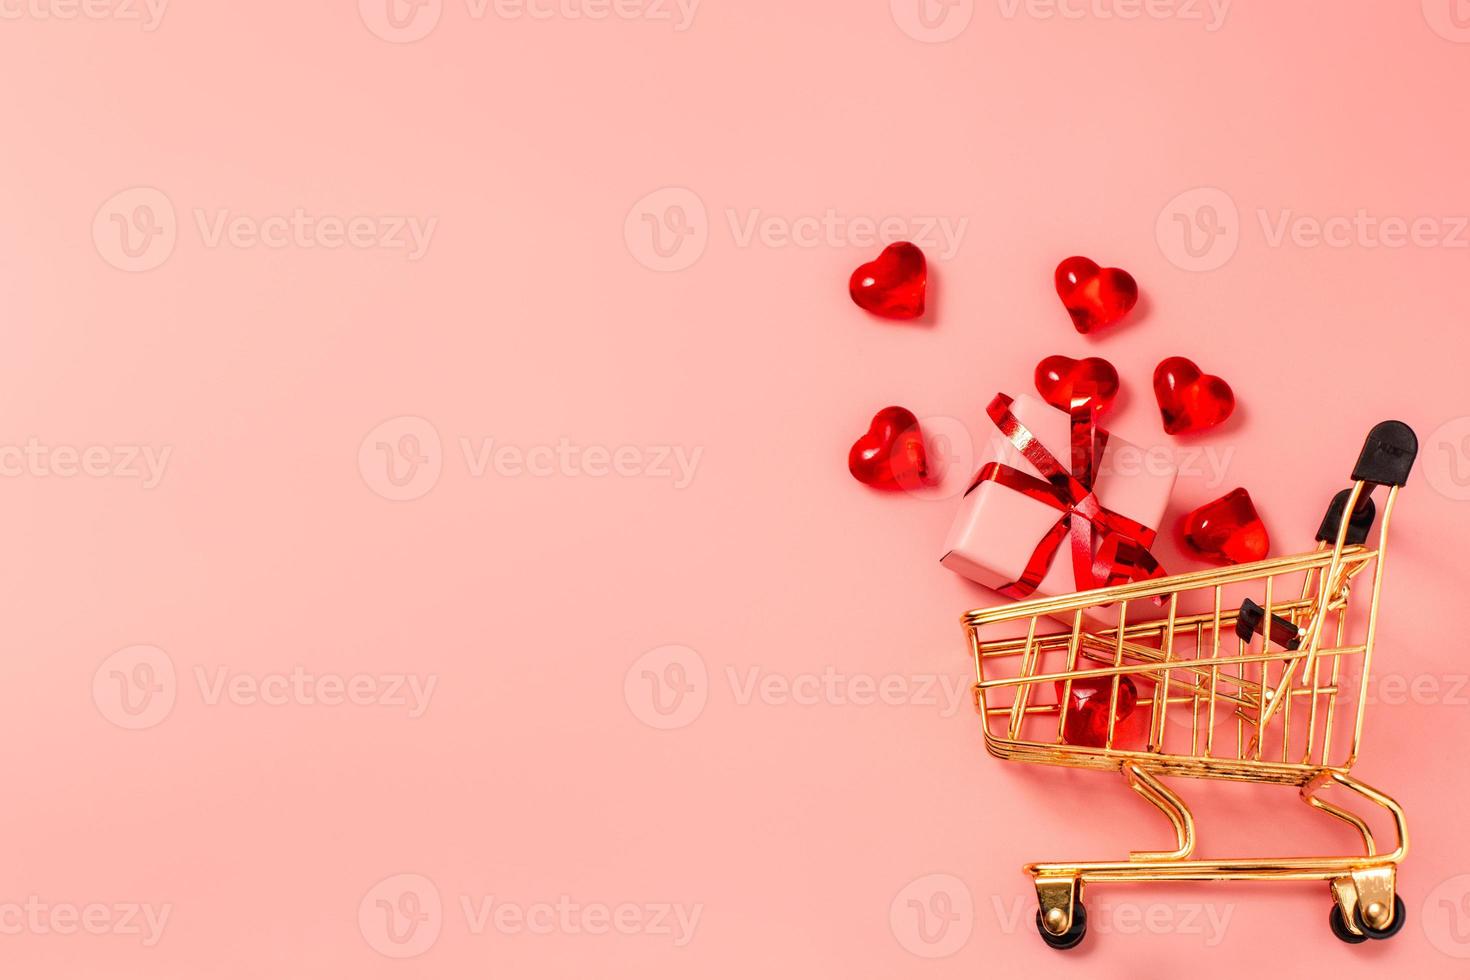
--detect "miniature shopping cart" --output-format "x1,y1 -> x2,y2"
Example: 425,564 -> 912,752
963,422 -> 1418,949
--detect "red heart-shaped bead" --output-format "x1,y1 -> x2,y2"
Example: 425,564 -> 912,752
1181,488 -> 1269,565
1153,356 -> 1235,434
1053,675 -> 1138,748
848,406 -> 928,490
1034,354 -> 1120,414
850,242 -> 926,320
1054,256 -> 1138,334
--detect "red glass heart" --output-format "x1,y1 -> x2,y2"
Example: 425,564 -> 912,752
1034,354 -> 1120,414
849,242 -> 926,320
1181,487 -> 1269,565
848,406 -> 928,490
1053,675 -> 1138,748
1054,256 -> 1138,334
1153,356 -> 1235,434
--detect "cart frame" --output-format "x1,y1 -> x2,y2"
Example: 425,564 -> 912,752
961,422 -> 1418,948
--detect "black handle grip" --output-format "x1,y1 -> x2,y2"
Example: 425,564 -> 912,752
1236,599 -> 1303,651
1316,488 -> 1376,545
1351,421 -> 1417,487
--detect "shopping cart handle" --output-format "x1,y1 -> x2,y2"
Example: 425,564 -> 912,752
1316,488 -> 1376,546
1351,421 -> 1417,487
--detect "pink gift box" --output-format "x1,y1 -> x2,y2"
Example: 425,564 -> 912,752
942,393 -> 1176,616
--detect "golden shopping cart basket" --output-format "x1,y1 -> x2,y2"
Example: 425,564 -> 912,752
963,422 -> 1418,949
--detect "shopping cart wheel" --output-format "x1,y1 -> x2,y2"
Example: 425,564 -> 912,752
1329,895 -> 1406,944
1354,894 -> 1407,941
1328,904 -> 1368,944
1035,903 -> 1087,950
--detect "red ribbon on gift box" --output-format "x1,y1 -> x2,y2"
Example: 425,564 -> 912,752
965,392 -> 1165,600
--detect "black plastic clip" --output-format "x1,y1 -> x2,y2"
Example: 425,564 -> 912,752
1351,421 -> 1417,488
1236,599 -> 1303,651
1316,488 -> 1376,546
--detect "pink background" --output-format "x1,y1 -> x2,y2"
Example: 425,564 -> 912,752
3,0 -> 1470,975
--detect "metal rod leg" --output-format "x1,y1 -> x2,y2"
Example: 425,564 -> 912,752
1123,764 -> 1195,862
1299,771 -> 1409,863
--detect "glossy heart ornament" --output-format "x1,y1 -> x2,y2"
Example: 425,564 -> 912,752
1181,487 -> 1269,565
849,407 -> 928,490
1054,256 -> 1138,334
1034,354 -> 1120,414
850,242 -> 926,320
1153,356 -> 1236,434
1053,675 -> 1138,748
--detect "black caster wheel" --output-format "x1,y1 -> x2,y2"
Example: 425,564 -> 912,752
1356,894 -> 1407,941
1329,903 -> 1368,944
1330,895 -> 1406,944
1036,902 -> 1087,950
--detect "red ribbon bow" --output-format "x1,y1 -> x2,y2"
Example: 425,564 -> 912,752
965,392 -> 1164,600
